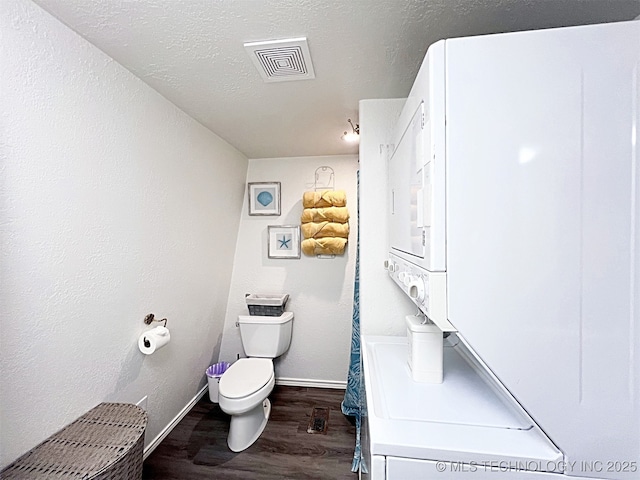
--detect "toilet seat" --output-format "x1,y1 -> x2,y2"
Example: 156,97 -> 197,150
219,358 -> 275,416
219,358 -> 273,399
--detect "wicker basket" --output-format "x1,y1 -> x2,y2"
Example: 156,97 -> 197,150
245,293 -> 289,317
247,304 -> 287,316
0,403 -> 147,479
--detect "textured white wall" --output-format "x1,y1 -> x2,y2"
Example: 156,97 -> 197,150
0,0 -> 247,468
358,99 -> 416,336
219,155 -> 358,386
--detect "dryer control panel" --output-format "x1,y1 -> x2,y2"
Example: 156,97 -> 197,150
385,253 -> 455,332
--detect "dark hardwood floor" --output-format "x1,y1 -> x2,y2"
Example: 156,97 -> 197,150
142,386 -> 359,480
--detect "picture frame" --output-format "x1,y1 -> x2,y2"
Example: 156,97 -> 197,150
248,182 -> 281,216
267,225 -> 301,259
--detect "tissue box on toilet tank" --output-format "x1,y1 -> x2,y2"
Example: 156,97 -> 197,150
245,294 -> 289,316
406,315 -> 443,383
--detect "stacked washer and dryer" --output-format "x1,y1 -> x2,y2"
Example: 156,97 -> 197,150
362,21 -> 640,479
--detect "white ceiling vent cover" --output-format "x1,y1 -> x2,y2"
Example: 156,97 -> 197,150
244,37 -> 315,83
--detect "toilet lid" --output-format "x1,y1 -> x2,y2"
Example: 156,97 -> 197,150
219,358 -> 273,399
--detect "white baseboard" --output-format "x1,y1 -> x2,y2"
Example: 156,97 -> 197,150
143,385 -> 208,460
275,377 -> 347,390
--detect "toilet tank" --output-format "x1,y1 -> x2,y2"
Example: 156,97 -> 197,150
238,312 -> 294,358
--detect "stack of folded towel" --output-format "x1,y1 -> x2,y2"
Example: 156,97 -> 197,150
300,190 -> 349,256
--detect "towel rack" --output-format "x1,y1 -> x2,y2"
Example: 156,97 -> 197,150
314,166 -> 335,191
310,166 -> 339,259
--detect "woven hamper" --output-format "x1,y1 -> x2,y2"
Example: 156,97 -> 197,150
1,403 -> 147,479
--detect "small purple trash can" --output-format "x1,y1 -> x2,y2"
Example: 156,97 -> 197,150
206,362 -> 230,403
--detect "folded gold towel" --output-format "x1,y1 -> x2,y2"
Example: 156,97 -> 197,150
302,237 -> 348,256
303,190 -> 347,208
301,207 -> 350,224
301,222 -> 350,239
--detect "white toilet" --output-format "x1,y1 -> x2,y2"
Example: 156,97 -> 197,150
218,311 -> 294,452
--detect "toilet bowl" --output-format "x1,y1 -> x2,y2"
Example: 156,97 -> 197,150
218,357 -> 276,452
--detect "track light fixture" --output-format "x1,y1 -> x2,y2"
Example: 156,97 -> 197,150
341,118 -> 360,143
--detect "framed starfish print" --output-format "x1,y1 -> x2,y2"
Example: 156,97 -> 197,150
267,225 -> 300,259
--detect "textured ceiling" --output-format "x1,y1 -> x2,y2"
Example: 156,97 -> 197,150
32,0 -> 640,159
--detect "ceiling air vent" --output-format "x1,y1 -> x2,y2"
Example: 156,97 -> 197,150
244,37 -> 315,83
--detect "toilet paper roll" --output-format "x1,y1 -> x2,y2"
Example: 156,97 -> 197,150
138,326 -> 171,355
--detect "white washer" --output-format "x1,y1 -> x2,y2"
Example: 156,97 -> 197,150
360,335 -> 597,480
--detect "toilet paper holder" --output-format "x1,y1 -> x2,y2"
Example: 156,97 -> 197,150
139,316 -> 171,354
143,313 -> 167,327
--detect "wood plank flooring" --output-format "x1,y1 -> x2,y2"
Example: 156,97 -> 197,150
142,386 -> 359,480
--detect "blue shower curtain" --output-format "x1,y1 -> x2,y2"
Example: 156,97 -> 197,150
341,171 -> 362,472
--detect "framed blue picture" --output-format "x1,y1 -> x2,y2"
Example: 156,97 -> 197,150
248,182 -> 281,216
267,225 -> 300,259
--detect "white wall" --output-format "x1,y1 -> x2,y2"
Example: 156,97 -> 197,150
219,155 -> 358,387
0,0 -> 247,468
358,99 -> 416,336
